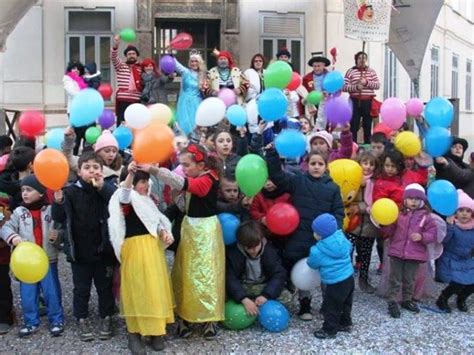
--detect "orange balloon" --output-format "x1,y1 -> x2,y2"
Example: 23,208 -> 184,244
33,149 -> 69,190
132,122 -> 174,164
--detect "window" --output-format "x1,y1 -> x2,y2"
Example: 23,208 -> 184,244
430,46 -> 440,98
467,59 -> 472,110
451,54 -> 459,98
383,46 -> 397,98
410,80 -> 418,98
260,12 -> 304,74
65,9 -> 114,84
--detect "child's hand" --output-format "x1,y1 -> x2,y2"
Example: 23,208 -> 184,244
54,190 -> 64,203
48,229 -> 58,243
238,126 -> 247,138
92,172 -> 105,190
348,204 -> 360,216
446,216 -> 455,225
160,230 -> 174,247
128,161 -> 137,174
257,120 -> 267,135
261,217 -> 267,226
341,123 -> 351,132
435,157 -> 448,166
241,196 -> 253,209
11,236 -> 23,246
242,298 -> 259,316
410,233 -> 422,242
255,295 -> 268,306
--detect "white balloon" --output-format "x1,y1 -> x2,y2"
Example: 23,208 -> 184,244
195,97 -> 226,127
124,103 -> 151,129
246,99 -> 259,133
291,257 -> 321,291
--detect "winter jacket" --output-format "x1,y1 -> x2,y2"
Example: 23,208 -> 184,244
249,192 -> 291,222
383,209 -> 437,262
63,74 -> 80,113
329,130 -> 353,162
1,205 -> 59,261
307,230 -> 354,285
373,175 -> 404,207
141,72 -> 173,105
226,240 -> 287,302
402,168 -> 428,188
438,224 -> 474,285
220,153 -> 241,179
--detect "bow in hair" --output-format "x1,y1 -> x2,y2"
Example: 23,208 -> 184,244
187,144 -> 205,162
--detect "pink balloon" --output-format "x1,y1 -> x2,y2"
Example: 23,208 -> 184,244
218,88 -> 237,107
380,97 -> 407,130
405,98 -> 424,117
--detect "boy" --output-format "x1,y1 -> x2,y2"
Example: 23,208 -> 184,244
369,132 -> 389,158
307,213 -> 354,339
226,220 -> 290,316
217,177 -> 252,220
52,151 -> 116,342
1,175 -> 64,337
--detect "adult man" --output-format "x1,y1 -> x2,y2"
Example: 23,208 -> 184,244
111,35 -> 143,125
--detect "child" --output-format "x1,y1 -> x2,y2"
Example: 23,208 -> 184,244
299,116 -> 313,136
217,177 -> 252,220
249,179 -> 291,226
402,157 -> 428,187
266,148 -> 344,320
146,144 -> 224,339
84,62 -> 102,90
52,151 -> 116,341
226,220 -> 291,316
108,162 -> 174,352
0,193 -> 13,334
307,213 -> 354,339
212,130 -> 247,179
307,123 -> 353,162
370,132 -> 389,158
382,183 -> 437,318
436,189 -> 474,312
140,58 -> 174,105
1,175 -> 64,337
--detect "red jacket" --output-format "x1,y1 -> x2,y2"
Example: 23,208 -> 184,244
373,175 -> 404,207
250,192 -> 292,222
302,72 -> 315,92
401,168 -> 428,188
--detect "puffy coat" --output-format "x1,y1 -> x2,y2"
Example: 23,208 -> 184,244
383,209 -> 437,262
249,192 -> 291,222
438,224 -> 474,285
373,175 -> 404,206
307,229 -> 354,285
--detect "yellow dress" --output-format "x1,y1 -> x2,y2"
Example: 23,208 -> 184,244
172,215 -> 225,323
120,234 -> 175,336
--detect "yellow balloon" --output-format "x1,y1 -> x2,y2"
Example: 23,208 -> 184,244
328,159 -> 363,206
371,198 -> 399,225
10,241 -> 49,283
394,131 -> 421,157
149,103 -> 172,125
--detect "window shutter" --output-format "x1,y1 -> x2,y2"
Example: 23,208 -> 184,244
262,15 -> 301,36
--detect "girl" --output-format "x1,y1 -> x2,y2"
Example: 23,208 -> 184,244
140,58 -> 174,105
108,162 -> 174,353
436,189 -> 474,312
146,144 -> 224,339
382,183 -> 437,318
306,124 -> 353,162
244,53 -> 265,102
299,116 -> 313,136
265,147 -> 344,321
212,130 -> 247,179
402,156 -> 428,188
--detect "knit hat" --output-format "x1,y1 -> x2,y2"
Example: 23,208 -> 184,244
403,183 -> 426,201
94,130 -> 119,152
85,62 -> 97,75
309,130 -> 333,149
276,47 -> 291,59
124,45 -> 140,57
21,174 -> 46,195
457,189 -> 474,211
312,213 -> 338,239
451,137 -> 468,152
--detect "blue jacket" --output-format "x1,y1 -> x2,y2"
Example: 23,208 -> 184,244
438,224 -> 474,285
307,230 -> 354,285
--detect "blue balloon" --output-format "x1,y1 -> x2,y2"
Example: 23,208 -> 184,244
322,70 -> 344,94
425,97 -> 453,128
258,300 -> 290,332
70,89 -> 105,127
113,126 -> 133,150
226,105 -> 247,126
275,129 -> 307,159
218,213 -> 240,245
45,128 -> 65,150
428,179 -> 458,216
257,88 -> 288,122
424,127 -> 452,157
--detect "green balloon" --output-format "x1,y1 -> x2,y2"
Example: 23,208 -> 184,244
306,90 -> 324,105
223,300 -> 257,330
263,61 -> 292,89
120,28 -> 137,42
235,154 -> 268,197
85,126 -> 101,144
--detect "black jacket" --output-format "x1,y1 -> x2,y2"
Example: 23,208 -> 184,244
0,169 -> 22,210
226,241 -> 287,302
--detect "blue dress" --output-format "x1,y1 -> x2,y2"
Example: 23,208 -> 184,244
175,61 -> 203,135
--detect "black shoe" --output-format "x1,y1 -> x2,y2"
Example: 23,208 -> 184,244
298,297 -> 313,321
98,316 -> 113,340
127,332 -> 146,355
177,318 -> 192,338
0,323 -> 12,335
436,294 -> 452,313
78,319 -> 94,342
150,335 -> 165,351
49,323 -> 64,337
359,278 -> 376,294
388,301 -> 400,318
203,322 -> 218,340
457,297 -> 468,312
338,325 -> 352,333
313,328 -> 336,339
18,325 -> 39,338
401,300 -> 420,313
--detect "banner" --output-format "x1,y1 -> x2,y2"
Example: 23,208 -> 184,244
344,0 -> 392,42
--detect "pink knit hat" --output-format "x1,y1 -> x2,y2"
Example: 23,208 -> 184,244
457,189 -> 474,211
309,130 -> 333,149
94,130 -> 119,152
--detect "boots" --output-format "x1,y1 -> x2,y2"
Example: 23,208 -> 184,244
150,336 -> 165,351
456,295 -> 468,312
358,278 -> 376,294
436,293 -> 451,313
127,333 -> 146,355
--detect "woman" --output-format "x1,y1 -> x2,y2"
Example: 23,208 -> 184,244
244,54 -> 265,102
175,51 -> 206,136
141,58 -> 174,105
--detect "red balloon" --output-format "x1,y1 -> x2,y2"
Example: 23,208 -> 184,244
287,72 -> 302,91
170,32 -> 193,50
19,111 -> 45,138
98,83 -> 113,100
266,203 -> 300,236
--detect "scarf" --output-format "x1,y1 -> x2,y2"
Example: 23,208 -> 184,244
67,72 -> 87,90
454,218 -> 474,231
363,173 -> 374,208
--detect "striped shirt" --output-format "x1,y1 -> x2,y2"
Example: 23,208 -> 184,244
111,48 -> 142,102
343,66 -> 380,99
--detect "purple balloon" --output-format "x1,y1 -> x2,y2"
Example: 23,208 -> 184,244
325,95 -> 353,126
160,55 -> 176,74
98,109 -> 116,129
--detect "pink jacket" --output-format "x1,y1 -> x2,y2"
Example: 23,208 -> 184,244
383,209 -> 437,262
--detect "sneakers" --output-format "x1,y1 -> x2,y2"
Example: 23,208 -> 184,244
0,323 -> 12,335
127,332 -> 146,355
358,278 -> 376,294
401,300 -> 420,313
436,294 -> 452,313
177,318 -> 192,338
203,322 -> 218,340
150,335 -> 166,351
18,325 -> 39,338
376,263 -> 384,275
78,318 -> 94,342
298,297 -> 313,321
457,296 -> 468,312
388,301 -> 400,318
98,316 -> 113,340
49,323 -> 65,337
313,328 -> 336,339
